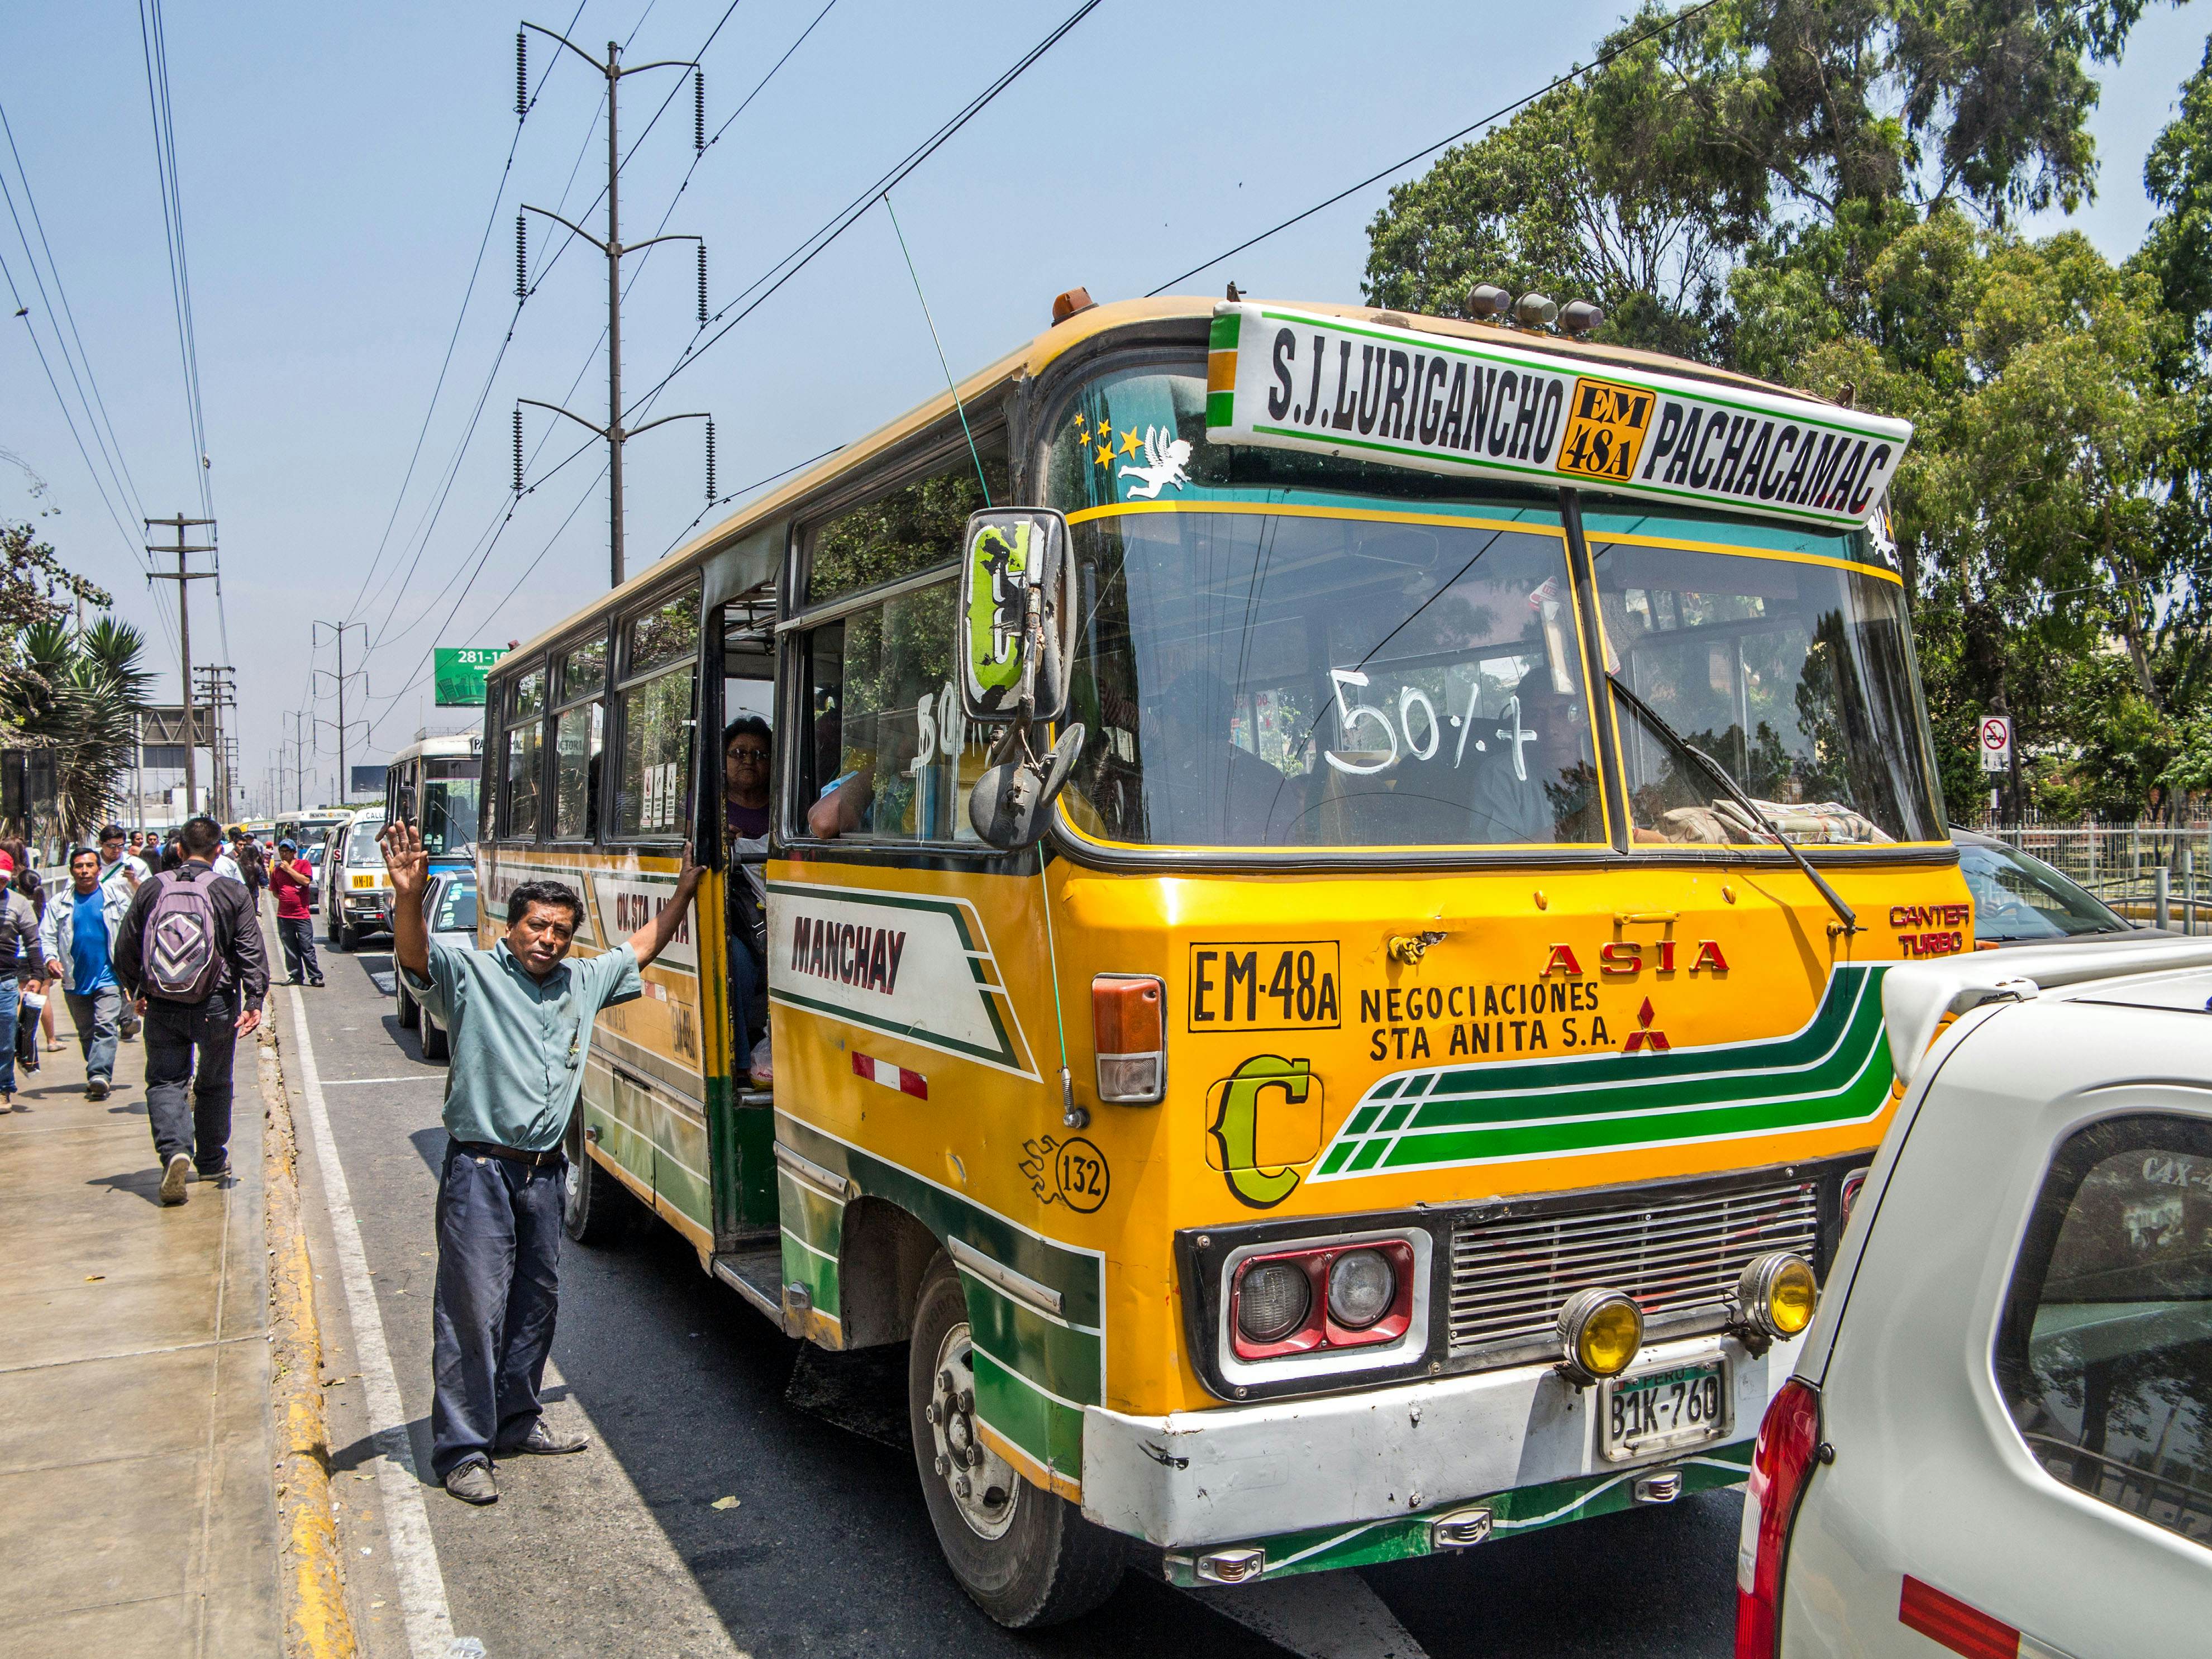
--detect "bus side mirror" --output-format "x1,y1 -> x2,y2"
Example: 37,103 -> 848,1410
957,509 -> 1075,726
969,723 -> 1086,851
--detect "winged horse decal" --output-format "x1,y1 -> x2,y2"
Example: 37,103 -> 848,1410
1118,426 -> 1193,500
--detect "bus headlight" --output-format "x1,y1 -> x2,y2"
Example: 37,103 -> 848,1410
1234,1261 -> 1312,1346
1734,1252 -> 1818,1342
1326,1249 -> 1397,1329
1557,1287 -> 1643,1384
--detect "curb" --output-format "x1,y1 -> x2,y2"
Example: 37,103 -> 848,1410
262,1022 -> 361,1659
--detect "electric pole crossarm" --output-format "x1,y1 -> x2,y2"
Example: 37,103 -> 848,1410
614,58 -> 700,77
619,232 -> 702,255
623,411 -> 709,440
518,397 -> 611,440
521,203 -> 609,255
519,21 -> 612,75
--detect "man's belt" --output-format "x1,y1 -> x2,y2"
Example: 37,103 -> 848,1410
453,1138 -> 564,1168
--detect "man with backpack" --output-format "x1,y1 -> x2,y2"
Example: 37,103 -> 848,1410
114,816 -> 269,1206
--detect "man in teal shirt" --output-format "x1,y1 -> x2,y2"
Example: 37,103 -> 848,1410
382,820 -> 702,1504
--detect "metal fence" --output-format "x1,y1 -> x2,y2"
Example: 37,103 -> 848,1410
1977,819 -> 2212,933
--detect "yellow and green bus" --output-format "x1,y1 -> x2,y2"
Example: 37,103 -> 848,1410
472,291 -> 1968,1626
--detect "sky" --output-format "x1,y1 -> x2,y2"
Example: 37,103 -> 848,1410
1,0 -> 2206,813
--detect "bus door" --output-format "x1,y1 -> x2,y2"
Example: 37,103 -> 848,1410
715,588 -> 779,1234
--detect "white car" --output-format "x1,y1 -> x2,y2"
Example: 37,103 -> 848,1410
323,807 -> 390,952
1737,939 -> 2212,1658
394,867 -> 474,1062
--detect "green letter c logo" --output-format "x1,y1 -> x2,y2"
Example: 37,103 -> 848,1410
1209,1055 -> 1312,1209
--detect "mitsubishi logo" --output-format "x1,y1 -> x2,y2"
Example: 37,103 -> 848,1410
1623,997 -> 1670,1052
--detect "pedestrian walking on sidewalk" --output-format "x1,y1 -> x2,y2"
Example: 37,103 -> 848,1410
0,850 -> 38,1112
114,816 -> 268,1205
228,826 -> 266,908
268,839 -> 322,987
381,818 -> 702,1506
15,861 -> 51,1069
41,847 -> 130,1099
98,826 -> 148,1041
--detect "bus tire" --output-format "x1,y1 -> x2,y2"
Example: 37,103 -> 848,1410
396,982 -> 421,1030
327,914 -> 348,951
562,1114 -> 632,1246
419,1009 -> 449,1062
907,1252 -> 1124,1628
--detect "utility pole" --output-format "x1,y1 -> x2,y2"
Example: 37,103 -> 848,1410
516,22 -> 711,589
144,516 -> 217,816
313,621 -> 367,806
193,664 -> 236,822
283,711 -> 311,812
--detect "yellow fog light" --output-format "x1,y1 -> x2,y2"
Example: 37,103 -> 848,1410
1556,1288 -> 1644,1384
1736,1252 -> 1818,1341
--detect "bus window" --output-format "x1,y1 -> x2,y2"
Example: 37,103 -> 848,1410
553,635 -> 608,841
1588,518 -> 1943,846
807,443 -> 1009,608
797,580 -> 983,843
499,665 -> 545,840
419,756 -> 482,856
613,597 -> 697,840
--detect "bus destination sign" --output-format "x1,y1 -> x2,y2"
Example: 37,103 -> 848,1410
1205,302 -> 1911,528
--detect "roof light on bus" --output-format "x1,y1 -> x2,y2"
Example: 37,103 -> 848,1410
1051,287 -> 1095,325
1735,1252 -> 1818,1342
1556,1287 -> 1643,1383
1092,974 -> 1165,1104
1560,299 -> 1605,336
1514,292 -> 1559,329
1466,283 -> 1512,321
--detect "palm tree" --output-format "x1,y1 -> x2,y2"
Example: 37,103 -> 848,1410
2,617 -> 152,841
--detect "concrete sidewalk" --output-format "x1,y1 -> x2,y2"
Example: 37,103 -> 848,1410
0,997 -> 281,1657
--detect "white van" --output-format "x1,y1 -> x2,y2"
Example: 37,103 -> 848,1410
322,807 -> 389,952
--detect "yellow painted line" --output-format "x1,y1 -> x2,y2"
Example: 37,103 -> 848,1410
1586,526 -> 1904,584
1066,498 -> 1567,538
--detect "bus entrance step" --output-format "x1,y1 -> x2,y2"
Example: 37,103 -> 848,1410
711,1247 -> 786,1323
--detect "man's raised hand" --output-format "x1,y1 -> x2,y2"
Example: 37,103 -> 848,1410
380,819 -> 429,903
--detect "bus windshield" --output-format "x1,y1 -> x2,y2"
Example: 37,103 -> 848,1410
1586,506 -> 1944,845
1048,363 -> 1942,852
418,757 -> 480,856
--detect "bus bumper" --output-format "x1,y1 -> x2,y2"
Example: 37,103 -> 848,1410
1079,1329 -> 1799,1578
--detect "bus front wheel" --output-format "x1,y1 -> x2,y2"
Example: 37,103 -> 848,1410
562,1115 -> 635,1246
907,1253 -> 1124,1627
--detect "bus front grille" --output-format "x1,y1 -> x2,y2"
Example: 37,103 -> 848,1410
1446,1180 -> 1820,1362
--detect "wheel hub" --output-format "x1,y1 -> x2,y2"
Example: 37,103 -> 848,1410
928,1321 -> 1018,1540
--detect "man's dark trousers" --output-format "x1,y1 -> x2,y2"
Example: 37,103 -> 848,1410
144,989 -> 237,1175
430,1140 -> 564,1477
276,916 -> 322,985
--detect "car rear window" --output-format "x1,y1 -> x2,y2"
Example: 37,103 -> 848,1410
1995,1114 -> 2212,1548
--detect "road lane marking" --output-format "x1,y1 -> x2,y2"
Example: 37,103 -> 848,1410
321,1075 -> 446,1086
285,984 -> 461,1659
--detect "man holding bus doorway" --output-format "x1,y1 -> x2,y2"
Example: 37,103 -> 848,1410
382,818 -> 703,1505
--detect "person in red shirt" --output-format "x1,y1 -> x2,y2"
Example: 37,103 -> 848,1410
268,838 -> 323,988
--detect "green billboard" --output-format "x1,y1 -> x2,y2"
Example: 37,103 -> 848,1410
433,646 -> 509,707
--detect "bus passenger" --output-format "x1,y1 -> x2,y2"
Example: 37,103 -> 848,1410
1146,670 -> 1283,845
1466,674 -> 1596,845
723,718 -> 771,1058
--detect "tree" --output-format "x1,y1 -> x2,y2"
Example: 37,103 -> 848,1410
0,523 -> 149,838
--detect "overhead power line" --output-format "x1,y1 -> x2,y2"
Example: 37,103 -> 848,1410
1147,0 -> 1726,294
620,0 -> 1105,417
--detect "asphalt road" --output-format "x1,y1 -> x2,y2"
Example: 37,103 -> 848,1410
284,913 -> 1741,1659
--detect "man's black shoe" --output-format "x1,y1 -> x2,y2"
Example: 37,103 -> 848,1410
498,1421 -> 589,1456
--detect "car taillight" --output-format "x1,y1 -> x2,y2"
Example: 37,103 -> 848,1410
1734,1378 -> 1822,1659
1092,975 -> 1164,1103
1229,1241 -> 1413,1360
